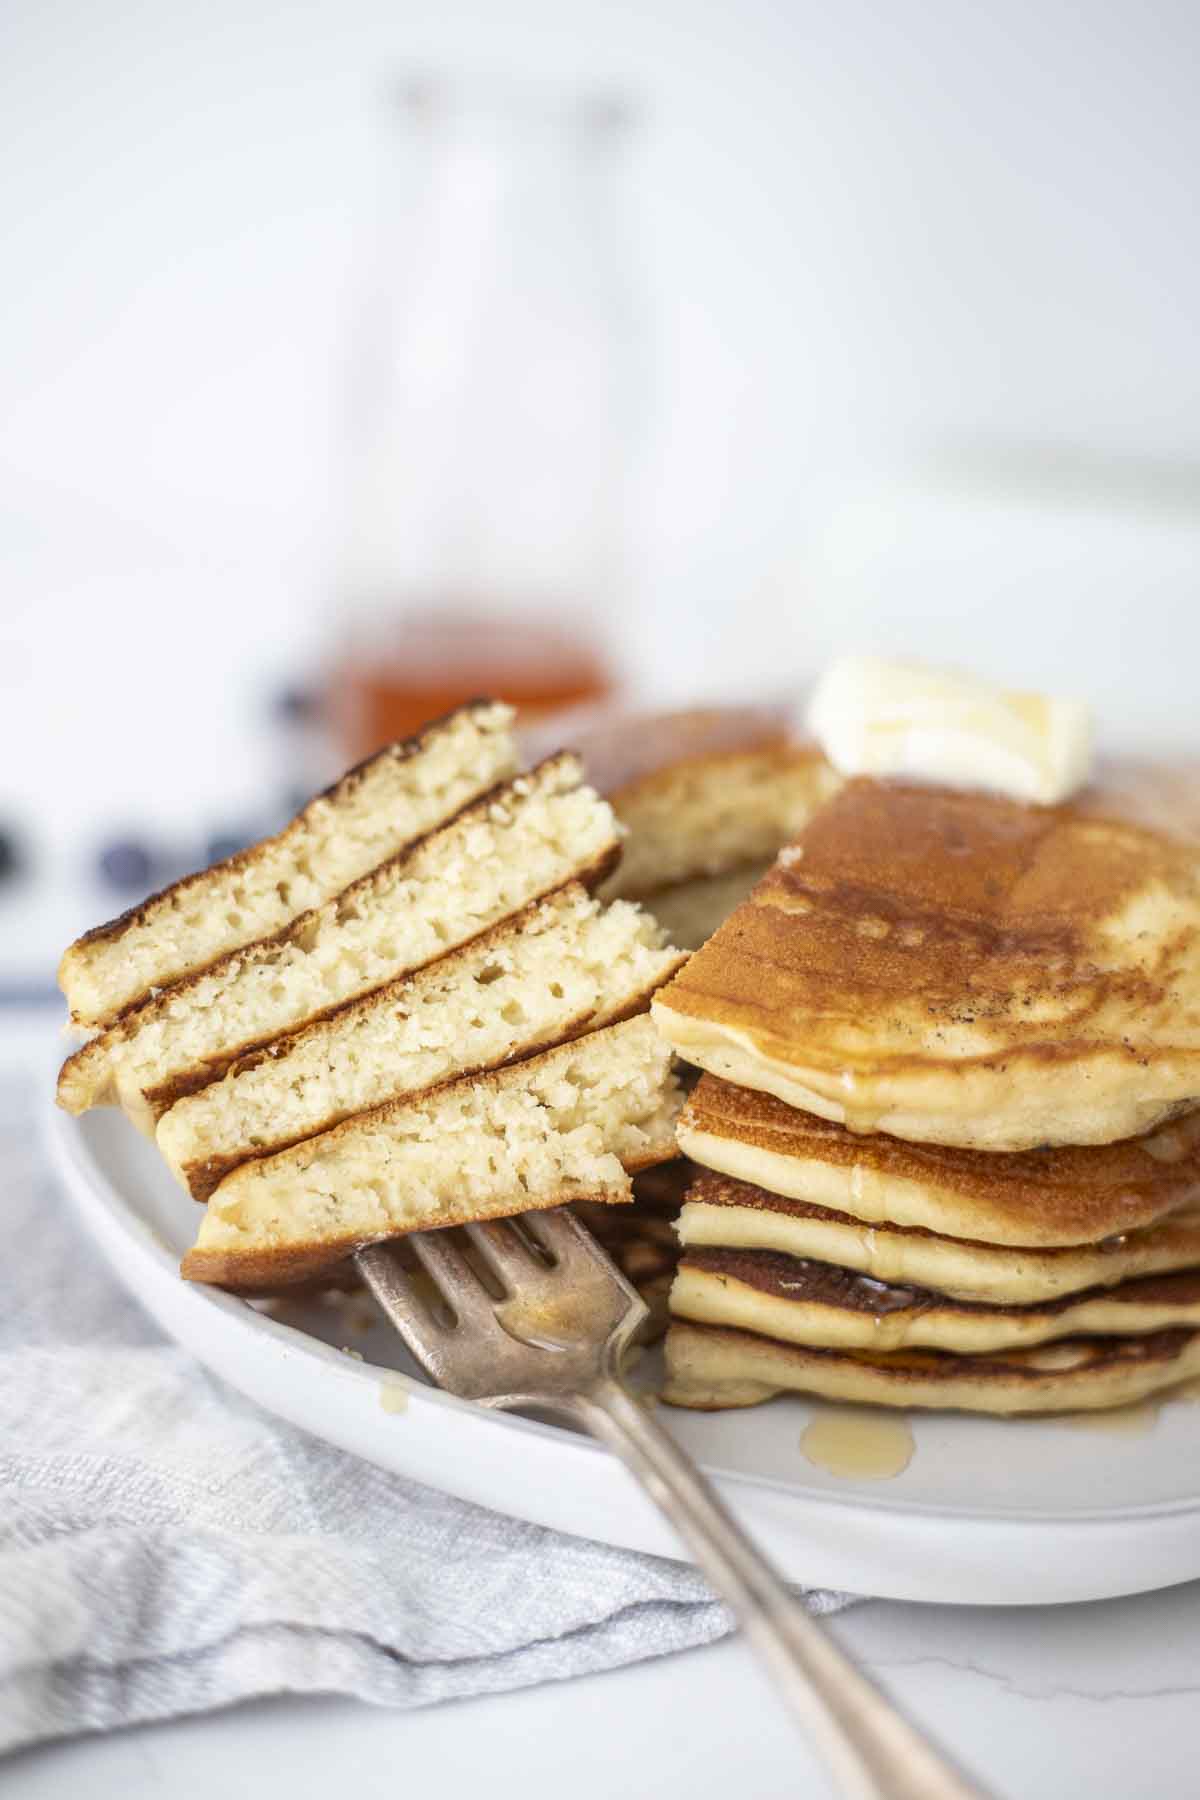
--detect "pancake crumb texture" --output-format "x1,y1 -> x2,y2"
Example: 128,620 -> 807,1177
58,756 -> 618,1123
183,1015 -> 681,1287
157,885 -> 684,1197
58,701 -> 517,1027
605,746 -> 839,899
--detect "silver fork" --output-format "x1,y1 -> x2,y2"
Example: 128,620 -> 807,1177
356,1210 -> 985,1800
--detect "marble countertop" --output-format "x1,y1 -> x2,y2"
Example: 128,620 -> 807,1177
10,1578 -> 1200,1798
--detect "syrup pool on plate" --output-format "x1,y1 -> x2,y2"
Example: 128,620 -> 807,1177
800,1406 -> 915,1480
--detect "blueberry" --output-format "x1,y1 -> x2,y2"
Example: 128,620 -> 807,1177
0,827 -> 22,883
272,685 -> 317,726
97,839 -> 155,893
204,829 -> 257,867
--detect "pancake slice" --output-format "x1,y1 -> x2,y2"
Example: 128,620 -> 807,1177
182,1015 -> 682,1290
672,1248 -> 1200,1355
662,1320 -> 1200,1413
678,1171 -> 1200,1305
58,755 -> 620,1127
533,704 -> 839,946
653,768 -> 1200,1151
157,884 -> 686,1199
59,700 -> 517,1028
679,1074 -> 1200,1247
602,735 -> 839,901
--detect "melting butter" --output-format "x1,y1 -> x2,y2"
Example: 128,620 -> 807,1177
800,1406 -> 915,1480
379,1382 -> 410,1415
807,657 -> 1092,805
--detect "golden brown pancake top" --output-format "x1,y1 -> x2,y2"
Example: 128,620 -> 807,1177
655,763 -> 1200,1147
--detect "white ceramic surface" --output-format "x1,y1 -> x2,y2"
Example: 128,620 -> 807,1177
46,1099 -> 1200,1608
17,1584 -> 1200,1800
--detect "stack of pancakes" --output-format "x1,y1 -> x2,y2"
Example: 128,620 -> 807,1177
58,701 -> 685,1288
653,769 -> 1200,1413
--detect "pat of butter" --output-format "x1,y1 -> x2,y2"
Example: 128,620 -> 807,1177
807,658 -> 1092,805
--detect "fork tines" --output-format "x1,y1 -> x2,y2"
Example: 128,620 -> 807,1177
355,1209 -> 646,1404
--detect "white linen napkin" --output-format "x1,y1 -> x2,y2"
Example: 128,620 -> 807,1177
0,1076 -> 851,1755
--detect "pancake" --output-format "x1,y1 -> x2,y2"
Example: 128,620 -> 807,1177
58,756 -> 620,1128
653,765 -> 1200,1151
677,1171 -> 1200,1305
156,884 -> 684,1200
662,1320 -> 1200,1413
602,736 -> 839,902
532,704 -> 839,943
678,1074 -> 1200,1247
59,701 -> 517,1029
672,1248 -> 1200,1355
182,1015 -> 682,1290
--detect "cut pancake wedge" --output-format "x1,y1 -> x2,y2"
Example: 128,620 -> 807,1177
59,701 -> 516,1027
663,1320 -> 1200,1414
679,1075 -> 1200,1248
672,1249 -> 1200,1356
182,1015 -> 682,1290
158,884 -> 685,1198
58,755 -> 620,1127
678,1172 -> 1200,1305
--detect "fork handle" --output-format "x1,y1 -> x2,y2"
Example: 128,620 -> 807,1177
568,1378 -> 987,1800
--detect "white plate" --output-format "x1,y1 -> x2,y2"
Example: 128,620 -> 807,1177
46,1098 -> 1200,1607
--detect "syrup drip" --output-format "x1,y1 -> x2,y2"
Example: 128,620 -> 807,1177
855,1274 -> 920,1314
843,1105 -> 888,1137
839,1071 -> 887,1138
